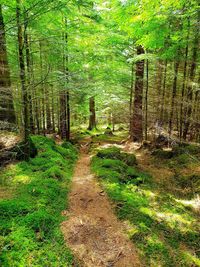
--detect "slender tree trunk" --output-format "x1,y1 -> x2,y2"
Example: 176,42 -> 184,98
183,12 -> 199,140
160,60 -> 167,124
59,90 -> 67,139
144,57 -> 149,140
16,0 -> 29,159
180,19 -> 190,140
168,60 -> 179,136
51,84 -> 55,132
65,19 -> 70,140
60,19 -> 70,140
129,62 -> 134,134
24,17 -> 34,134
0,4 -> 15,127
39,41 -> 45,136
131,45 -> 145,142
156,59 -> 163,119
88,96 -> 96,130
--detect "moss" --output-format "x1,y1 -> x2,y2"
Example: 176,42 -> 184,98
0,135 -> 77,266
96,147 -> 121,159
42,166 -> 66,180
152,149 -> 174,159
92,146 -> 200,267
121,153 -> 137,166
24,210 -> 58,235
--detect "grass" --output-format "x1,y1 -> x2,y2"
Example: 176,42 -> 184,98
92,147 -> 200,267
0,135 -> 78,267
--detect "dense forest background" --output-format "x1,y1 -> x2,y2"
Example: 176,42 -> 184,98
0,0 -> 199,157
0,1 -> 200,266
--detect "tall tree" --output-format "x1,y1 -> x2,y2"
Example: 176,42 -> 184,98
131,45 -> 145,142
0,4 -> 15,127
88,96 -> 96,130
16,0 -> 29,158
183,10 -> 200,140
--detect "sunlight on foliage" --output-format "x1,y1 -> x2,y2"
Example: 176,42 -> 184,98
0,136 -> 78,266
92,146 -> 200,267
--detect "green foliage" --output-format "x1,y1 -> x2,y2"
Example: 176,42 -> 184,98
0,136 -> 77,266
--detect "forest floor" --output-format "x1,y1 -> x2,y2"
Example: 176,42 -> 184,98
64,132 -> 200,267
61,140 -> 141,267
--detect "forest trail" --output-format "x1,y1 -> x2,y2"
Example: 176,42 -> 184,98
61,144 -> 142,267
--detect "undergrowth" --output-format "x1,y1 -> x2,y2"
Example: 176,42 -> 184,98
92,147 -> 200,267
0,135 -> 78,267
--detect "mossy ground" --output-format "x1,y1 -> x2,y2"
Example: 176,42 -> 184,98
92,146 -> 200,267
0,135 -> 78,267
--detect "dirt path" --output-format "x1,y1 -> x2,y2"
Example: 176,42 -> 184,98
61,147 -> 141,267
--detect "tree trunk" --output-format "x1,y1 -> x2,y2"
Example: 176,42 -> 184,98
24,17 -> 34,134
16,0 -> 29,159
180,19 -> 190,140
39,41 -> 46,136
129,62 -> 134,134
183,12 -> 199,140
51,84 -> 55,132
144,57 -> 149,140
160,60 -> 167,124
65,19 -> 70,140
156,59 -> 163,119
0,4 -> 15,127
131,45 -> 145,142
59,90 -> 67,139
168,60 -> 179,136
88,96 -> 96,130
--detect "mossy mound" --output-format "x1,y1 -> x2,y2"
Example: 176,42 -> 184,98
92,146 -> 149,185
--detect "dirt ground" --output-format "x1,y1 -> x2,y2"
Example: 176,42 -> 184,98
61,145 -> 142,267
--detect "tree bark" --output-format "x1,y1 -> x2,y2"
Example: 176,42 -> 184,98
144,57 -> 149,140
131,45 -> 145,142
39,41 -> 46,136
129,62 -> 134,134
160,60 -> 167,124
24,17 -> 34,134
65,19 -> 70,140
88,96 -> 96,130
180,19 -> 190,140
16,0 -> 29,159
168,60 -> 179,136
0,4 -> 15,127
183,11 -> 199,140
